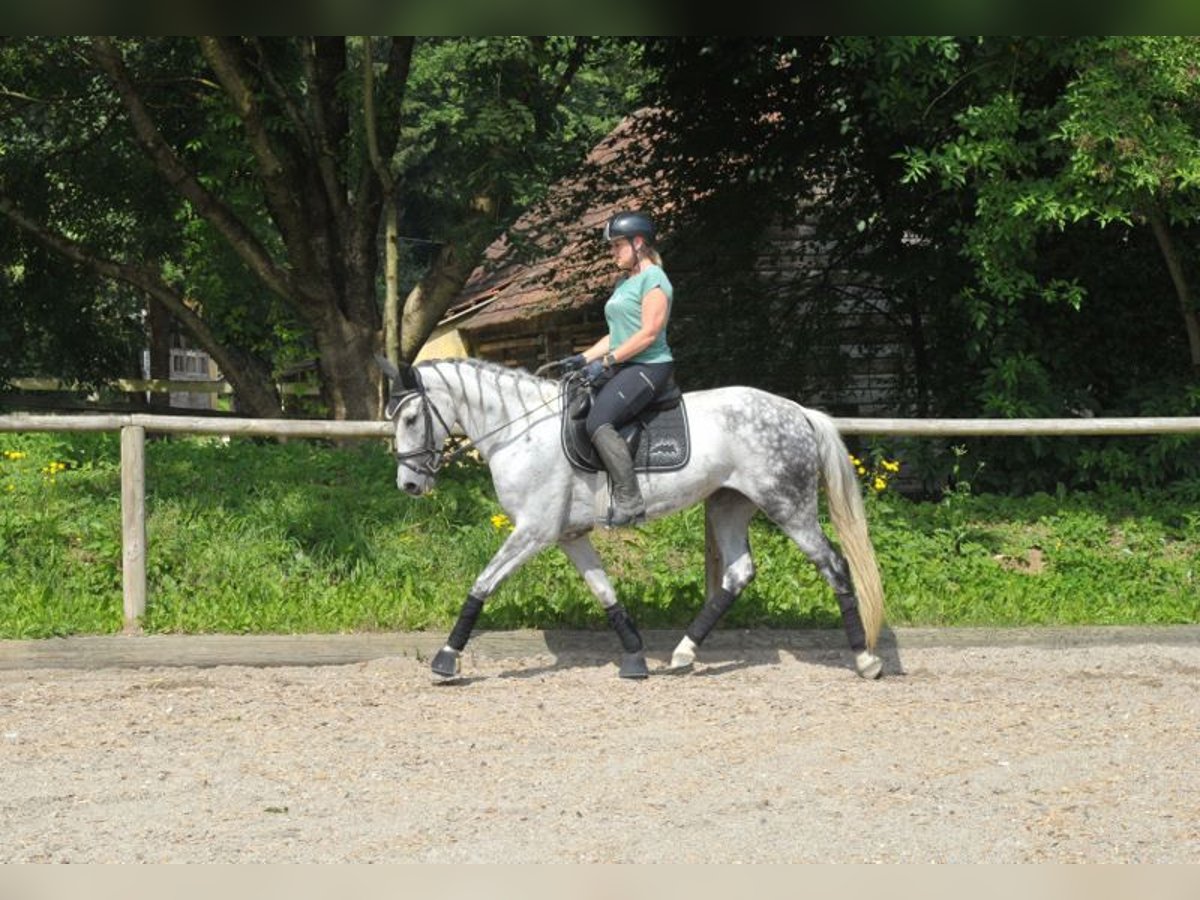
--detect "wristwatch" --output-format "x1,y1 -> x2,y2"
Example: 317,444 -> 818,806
602,352 -> 617,368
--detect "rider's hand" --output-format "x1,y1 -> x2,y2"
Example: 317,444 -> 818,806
581,359 -> 605,383
561,353 -> 586,372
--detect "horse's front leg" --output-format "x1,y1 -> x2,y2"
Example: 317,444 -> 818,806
431,527 -> 550,680
559,535 -> 649,679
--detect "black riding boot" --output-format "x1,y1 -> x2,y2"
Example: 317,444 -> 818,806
591,423 -> 646,527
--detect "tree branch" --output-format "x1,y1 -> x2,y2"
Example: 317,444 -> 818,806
196,36 -> 314,272
290,37 -> 351,247
250,37 -> 316,156
399,221 -> 497,361
361,37 -> 395,197
0,191 -> 283,417
88,36 -> 298,306
547,37 -> 591,112
376,37 -> 415,162
362,37 -> 397,364
1147,206 -> 1200,373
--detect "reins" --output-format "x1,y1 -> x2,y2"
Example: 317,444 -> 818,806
390,366 -> 568,476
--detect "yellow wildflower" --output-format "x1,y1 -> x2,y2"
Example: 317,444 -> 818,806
849,452 -> 903,495
490,513 -> 513,531
3,450 -> 27,461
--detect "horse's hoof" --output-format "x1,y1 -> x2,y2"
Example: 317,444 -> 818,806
618,652 -> 650,679
431,646 -> 462,680
855,650 -> 883,680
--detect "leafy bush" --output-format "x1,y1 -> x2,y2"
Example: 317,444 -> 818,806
1,432 -> 1197,639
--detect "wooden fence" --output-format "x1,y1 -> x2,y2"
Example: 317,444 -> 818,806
3,411 -> 1200,632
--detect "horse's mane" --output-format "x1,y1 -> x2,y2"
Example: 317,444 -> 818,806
416,356 -> 539,380
415,356 -> 558,403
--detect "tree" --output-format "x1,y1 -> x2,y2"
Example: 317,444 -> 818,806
0,36 -> 644,417
898,36 -> 1200,376
635,37 -> 1200,491
637,37 -> 979,414
641,38 -> 1200,399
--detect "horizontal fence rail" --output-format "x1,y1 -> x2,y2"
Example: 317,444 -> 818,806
835,416 -> 1200,436
3,412 -> 1200,632
6,412 -> 1200,438
0,413 -> 391,438
11,377 -> 321,397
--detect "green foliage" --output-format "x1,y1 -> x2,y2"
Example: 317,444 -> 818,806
642,37 -> 1200,495
1,433 -> 1197,639
892,36 -> 1200,402
1,37 -> 648,413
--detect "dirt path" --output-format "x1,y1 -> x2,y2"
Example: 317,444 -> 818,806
1,632 -> 1197,863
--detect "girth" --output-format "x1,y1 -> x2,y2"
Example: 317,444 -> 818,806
560,378 -> 691,473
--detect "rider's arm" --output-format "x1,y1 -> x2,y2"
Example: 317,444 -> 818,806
608,288 -> 668,364
580,334 -> 611,363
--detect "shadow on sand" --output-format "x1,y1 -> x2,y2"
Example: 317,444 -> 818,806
489,626 -> 906,681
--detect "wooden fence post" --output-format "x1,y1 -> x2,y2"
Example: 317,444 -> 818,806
120,424 -> 147,632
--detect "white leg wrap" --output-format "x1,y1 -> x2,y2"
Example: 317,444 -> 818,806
855,650 -> 883,680
670,636 -> 698,669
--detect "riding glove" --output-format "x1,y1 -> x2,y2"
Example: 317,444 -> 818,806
581,360 -> 606,383
561,353 -> 586,372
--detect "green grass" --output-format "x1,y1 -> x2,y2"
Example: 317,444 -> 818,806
1,432 -> 1197,639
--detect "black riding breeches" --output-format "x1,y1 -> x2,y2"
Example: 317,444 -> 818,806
585,361 -> 675,437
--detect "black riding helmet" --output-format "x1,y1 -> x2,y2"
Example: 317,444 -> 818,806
603,210 -> 656,244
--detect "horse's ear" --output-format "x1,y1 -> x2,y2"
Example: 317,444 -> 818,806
374,354 -> 402,385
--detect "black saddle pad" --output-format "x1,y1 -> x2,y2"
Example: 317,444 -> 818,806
561,382 -> 691,474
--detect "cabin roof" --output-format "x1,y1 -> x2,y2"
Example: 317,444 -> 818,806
444,109 -> 671,334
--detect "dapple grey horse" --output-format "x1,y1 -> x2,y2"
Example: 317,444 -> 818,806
377,356 -> 884,681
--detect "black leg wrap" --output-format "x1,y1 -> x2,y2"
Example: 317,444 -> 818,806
448,593 -> 485,651
685,588 -> 736,645
605,603 -> 643,654
836,591 -> 867,653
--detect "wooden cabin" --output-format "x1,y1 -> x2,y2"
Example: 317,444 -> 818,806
425,110 -> 915,417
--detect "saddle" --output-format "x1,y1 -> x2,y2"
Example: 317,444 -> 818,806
561,376 -> 691,474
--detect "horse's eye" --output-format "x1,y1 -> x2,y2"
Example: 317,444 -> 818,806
402,412 -> 419,427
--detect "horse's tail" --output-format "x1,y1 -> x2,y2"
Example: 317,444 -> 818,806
803,407 -> 885,651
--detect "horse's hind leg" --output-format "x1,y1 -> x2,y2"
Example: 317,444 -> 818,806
774,516 -> 883,680
669,489 -> 759,671
559,535 -> 649,679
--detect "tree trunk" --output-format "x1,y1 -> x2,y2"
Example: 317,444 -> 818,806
360,35 -> 404,369
383,203 -> 401,366
1147,207 -> 1200,375
400,229 -> 496,362
311,310 -> 381,420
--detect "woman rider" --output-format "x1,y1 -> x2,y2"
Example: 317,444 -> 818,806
563,210 -> 675,527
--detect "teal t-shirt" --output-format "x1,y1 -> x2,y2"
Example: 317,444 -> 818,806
604,265 -> 674,364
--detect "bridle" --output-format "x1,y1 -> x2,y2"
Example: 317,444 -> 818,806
387,364 -> 563,478
387,372 -> 462,478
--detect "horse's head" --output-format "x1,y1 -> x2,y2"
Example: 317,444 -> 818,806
375,355 -> 451,496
